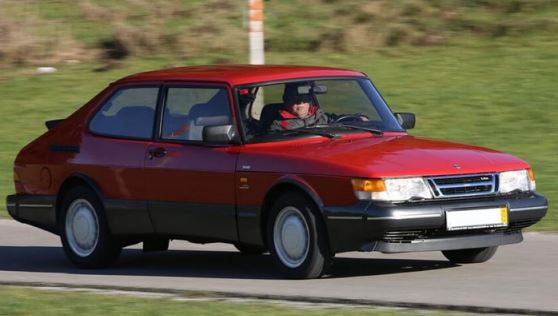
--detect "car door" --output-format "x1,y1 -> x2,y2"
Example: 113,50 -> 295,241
143,84 -> 239,241
84,84 -> 161,235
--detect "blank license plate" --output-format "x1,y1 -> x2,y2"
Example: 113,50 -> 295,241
446,207 -> 508,231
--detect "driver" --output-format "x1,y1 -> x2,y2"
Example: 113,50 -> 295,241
268,85 -> 334,131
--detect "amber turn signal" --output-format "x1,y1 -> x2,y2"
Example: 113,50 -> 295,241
527,169 -> 535,181
351,178 -> 385,192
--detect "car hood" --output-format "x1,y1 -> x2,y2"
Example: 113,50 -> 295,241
239,134 -> 530,177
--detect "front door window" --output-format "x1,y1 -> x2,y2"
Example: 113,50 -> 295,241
161,87 -> 232,141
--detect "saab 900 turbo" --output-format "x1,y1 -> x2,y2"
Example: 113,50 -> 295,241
7,65 -> 547,278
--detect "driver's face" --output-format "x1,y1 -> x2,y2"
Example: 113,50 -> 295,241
289,101 -> 311,119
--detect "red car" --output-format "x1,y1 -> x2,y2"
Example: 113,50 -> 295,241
7,65 -> 547,279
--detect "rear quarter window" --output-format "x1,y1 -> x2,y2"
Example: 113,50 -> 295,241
89,87 -> 159,139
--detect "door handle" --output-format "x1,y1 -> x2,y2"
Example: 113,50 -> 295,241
148,147 -> 167,159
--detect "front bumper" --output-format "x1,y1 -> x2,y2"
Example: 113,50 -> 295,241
324,193 -> 548,253
6,194 -> 58,234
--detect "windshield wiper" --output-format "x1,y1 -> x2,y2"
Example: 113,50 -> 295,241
327,123 -> 384,135
281,127 -> 338,139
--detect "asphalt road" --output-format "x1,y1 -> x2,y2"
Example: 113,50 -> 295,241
1,219 -> 557,313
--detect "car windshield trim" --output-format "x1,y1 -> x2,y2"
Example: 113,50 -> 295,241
246,124 -> 396,143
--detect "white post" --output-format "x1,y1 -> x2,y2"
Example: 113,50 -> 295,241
248,0 -> 265,65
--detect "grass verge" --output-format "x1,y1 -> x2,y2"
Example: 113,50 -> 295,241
0,286 -> 473,316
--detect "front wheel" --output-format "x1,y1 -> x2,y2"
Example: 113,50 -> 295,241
442,246 -> 498,264
267,192 -> 331,279
59,186 -> 121,268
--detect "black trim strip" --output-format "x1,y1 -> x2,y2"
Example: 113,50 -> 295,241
148,200 -> 237,242
48,145 -> 80,153
104,199 -> 154,235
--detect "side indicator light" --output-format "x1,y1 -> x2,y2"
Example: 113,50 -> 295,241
527,169 -> 535,181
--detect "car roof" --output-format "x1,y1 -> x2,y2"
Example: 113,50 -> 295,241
116,65 -> 367,86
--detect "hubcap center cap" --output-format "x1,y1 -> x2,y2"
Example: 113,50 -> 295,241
73,210 -> 92,244
65,199 -> 99,257
281,216 -> 306,259
273,206 -> 310,268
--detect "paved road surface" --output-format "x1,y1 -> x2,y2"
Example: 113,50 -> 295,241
1,219 -> 557,313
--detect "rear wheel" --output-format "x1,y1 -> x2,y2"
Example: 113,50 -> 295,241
59,186 -> 121,268
442,246 -> 498,264
267,192 -> 331,279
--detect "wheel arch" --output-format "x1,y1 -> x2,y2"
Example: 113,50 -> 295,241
55,173 -> 105,224
259,176 -> 329,248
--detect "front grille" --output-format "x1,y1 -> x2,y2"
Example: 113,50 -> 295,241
382,230 -> 424,243
427,173 -> 497,199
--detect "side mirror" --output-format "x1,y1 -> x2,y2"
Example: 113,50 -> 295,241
395,112 -> 415,130
203,124 -> 237,144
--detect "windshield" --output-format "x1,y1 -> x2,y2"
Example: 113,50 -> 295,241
237,78 -> 404,142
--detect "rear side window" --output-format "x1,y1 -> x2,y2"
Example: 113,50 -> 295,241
89,87 -> 159,139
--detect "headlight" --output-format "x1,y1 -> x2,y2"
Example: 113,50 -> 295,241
352,177 -> 433,202
499,169 -> 536,193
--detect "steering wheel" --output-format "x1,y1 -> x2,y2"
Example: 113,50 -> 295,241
333,114 -> 369,123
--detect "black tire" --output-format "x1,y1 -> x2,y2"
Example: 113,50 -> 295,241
59,186 -> 121,268
266,191 -> 331,279
442,246 -> 498,264
234,243 -> 266,255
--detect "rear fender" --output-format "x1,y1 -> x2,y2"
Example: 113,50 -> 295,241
56,173 -> 105,223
